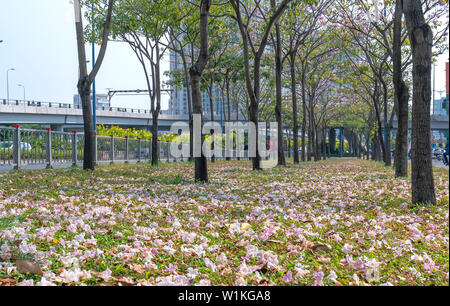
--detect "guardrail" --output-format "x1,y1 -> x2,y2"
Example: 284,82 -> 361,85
1,126 -> 258,170
1,126 -> 300,170
0,99 -> 177,117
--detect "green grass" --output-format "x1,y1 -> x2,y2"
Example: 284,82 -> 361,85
0,158 -> 448,286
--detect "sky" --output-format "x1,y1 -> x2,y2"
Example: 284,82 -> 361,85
0,0 -> 171,110
0,0 -> 448,111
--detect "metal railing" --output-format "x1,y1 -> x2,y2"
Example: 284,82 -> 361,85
1,126 -> 290,170
0,99 -> 189,119
1,99 -> 73,109
0,126 -> 14,166
0,126 -> 197,169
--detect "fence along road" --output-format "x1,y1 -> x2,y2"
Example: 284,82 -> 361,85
0,126 -> 258,172
0,125 -> 186,172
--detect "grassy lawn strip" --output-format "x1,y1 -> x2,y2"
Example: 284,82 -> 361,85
0,158 -> 448,286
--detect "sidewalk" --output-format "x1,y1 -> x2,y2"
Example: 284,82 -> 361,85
0,160 -> 142,172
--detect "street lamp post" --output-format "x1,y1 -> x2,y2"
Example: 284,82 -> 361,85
18,84 -> 25,102
6,68 -> 15,102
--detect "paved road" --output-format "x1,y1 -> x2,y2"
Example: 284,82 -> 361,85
0,163 -> 72,172
405,158 -> 449,169
432,159 -> 449,169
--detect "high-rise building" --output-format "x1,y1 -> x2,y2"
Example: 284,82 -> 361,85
433,96 -> 448,116
433,62 -> 449,116
168,51 -> 226,119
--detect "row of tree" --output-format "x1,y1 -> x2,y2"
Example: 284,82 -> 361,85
73,0 -> 448,205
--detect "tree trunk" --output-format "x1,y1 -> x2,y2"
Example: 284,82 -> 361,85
393,0 -> 409,177
314,124 -> 320,161
74,0 -> 114,171
290,58 -> 299,164
75,3 -> 95,171
79,86 -> 95,170
152,45 -> 162,166
208,82 -> 215,163
372,81 -> 386,161
394,81 -> 410,175
366,132 -> 371,160
190,0 -> 211,182
308,99 -> 315,161
272,0 -> 285,166
235,86 -> 240,161
373,135 -> 382,161
250,57 -> 261,170
402,0 -> 436,205
307,123 -> 313,161
152,114 -> 159,165
329,128 -> 336,154
321,128 -> 326,160
226,73 -> 231,161
301,68 -> 307,162
357,133 -> 361,158
381,78 -> 392,166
